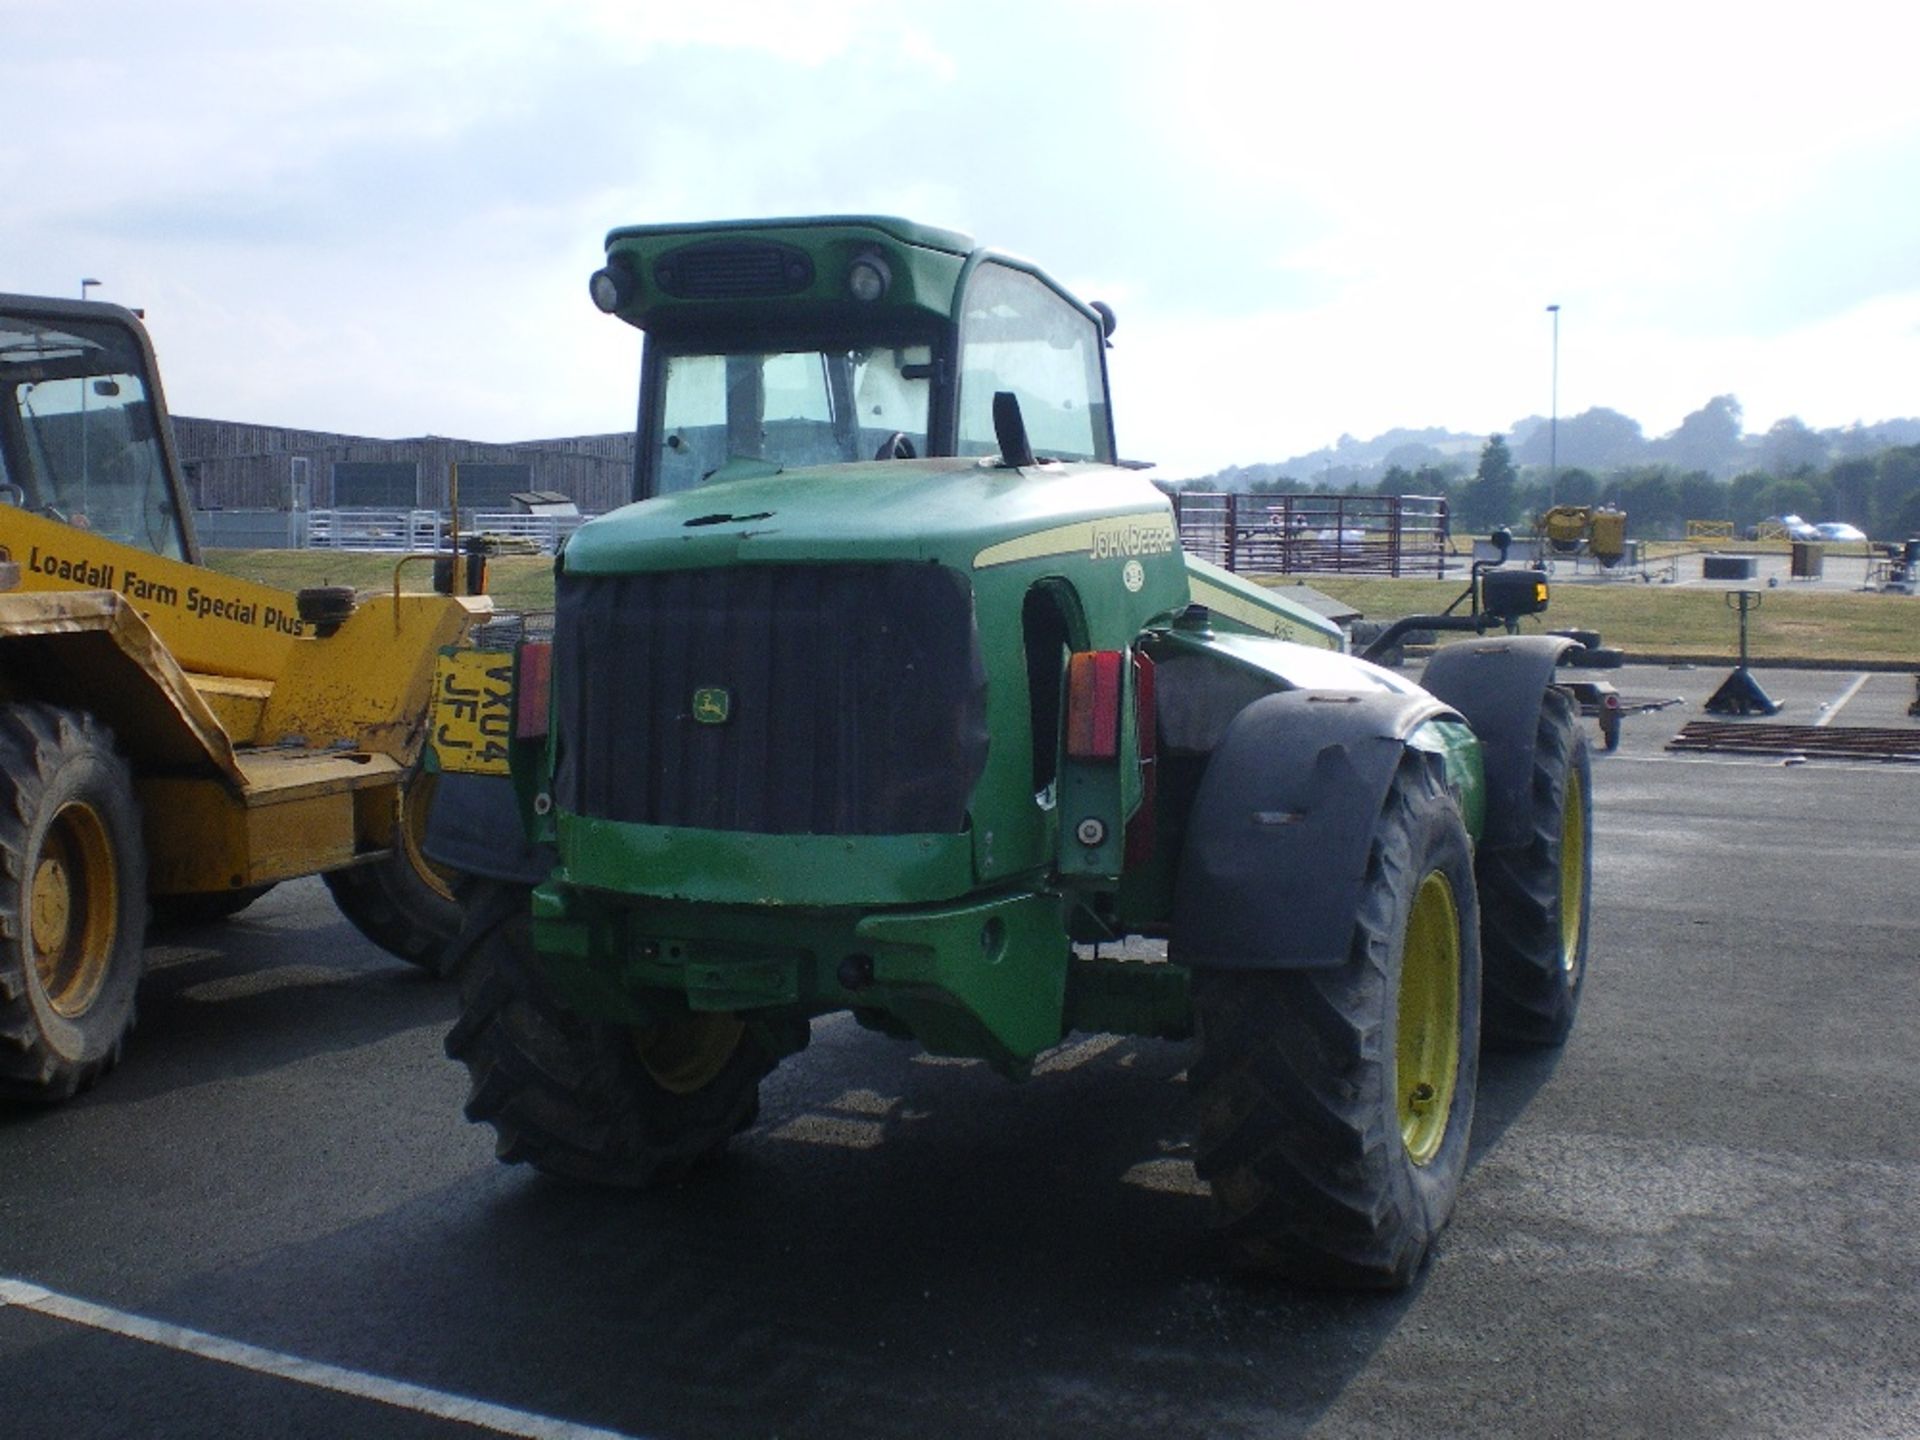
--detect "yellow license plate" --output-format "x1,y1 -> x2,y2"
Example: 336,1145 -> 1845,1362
429,649 -> 514,775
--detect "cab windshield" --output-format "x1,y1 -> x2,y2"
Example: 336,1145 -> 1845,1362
0,311 -> 185,559
656,344 -> 932,494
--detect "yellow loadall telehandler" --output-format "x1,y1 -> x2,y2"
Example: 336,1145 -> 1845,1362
1536,503 -> 1627,566
0,293 -> 489,1101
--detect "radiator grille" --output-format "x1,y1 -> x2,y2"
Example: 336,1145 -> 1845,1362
552,564 -> 987,836
652,241 -> 814,300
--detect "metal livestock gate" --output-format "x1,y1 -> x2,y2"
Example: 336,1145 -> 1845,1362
1168,492 -> 1451,577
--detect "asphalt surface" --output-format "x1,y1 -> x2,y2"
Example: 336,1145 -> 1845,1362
2,663 -> 1917,1440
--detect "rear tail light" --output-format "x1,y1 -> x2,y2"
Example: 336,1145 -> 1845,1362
515,640 -> 552,740
1066,650 -> 1123,759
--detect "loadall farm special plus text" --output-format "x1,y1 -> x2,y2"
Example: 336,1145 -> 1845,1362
428,217 -> 1593,1288
0,294 -> 488,1102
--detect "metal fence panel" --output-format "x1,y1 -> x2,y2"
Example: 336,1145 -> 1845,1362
1169,492 -> 1451,577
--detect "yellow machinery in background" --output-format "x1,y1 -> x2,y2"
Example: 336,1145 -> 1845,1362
0,292 -> 489,1101
1537,504 -> 1628,567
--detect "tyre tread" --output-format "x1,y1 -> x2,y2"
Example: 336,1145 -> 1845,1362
445,884 -> 776,1189
0,704 -> 147,1104
324,772 -> 461,974
1479,689 -> 1592,1047
1190,757 -> 1480,1289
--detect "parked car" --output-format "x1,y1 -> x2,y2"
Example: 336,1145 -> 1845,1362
1754,513 -> 1820,541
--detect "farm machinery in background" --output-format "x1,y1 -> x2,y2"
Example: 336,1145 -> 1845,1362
1536,504 -> 1628,567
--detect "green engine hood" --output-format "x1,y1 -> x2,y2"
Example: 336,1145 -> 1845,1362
560,456 -> 1341,651
563,457 -> 1173,579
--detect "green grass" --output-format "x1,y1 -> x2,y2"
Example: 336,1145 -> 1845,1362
1301,576 -> 1917,665
202,549 -> 557,616
202,548 -> 1914,666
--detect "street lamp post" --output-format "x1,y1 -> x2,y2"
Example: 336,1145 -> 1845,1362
1546,303 -> 1561,509
80,278 -> 101,300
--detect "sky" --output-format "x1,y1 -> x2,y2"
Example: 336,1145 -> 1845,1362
6,0 -> 1919,479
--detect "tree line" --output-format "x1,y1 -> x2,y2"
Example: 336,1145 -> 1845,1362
1440,435 -> 1920,540
1192,435 -> 1920,542
1183,394 -> 1920,541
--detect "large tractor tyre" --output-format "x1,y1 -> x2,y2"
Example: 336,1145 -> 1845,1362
324,769 -> 463,976
1189,756 -> 1482,1290
149,884 -> 275,931
445,883 -> 778,1188
1477,687 -> 1593,1048
0,705 -> 149,1103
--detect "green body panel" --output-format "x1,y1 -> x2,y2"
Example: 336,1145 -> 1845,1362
558,815 -> 974,908
1183,556 -> 1343,645
1412,715 -> 1487,841
524,215 -> 1500,1074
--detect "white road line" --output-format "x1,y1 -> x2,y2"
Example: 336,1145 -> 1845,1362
1815,673 -> 1870,727
1606,752 -> 1918,772
0,1277 -> 644,1440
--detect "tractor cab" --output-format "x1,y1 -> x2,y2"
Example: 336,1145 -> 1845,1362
588,217 -> 1117,500
0,297 -> 194,562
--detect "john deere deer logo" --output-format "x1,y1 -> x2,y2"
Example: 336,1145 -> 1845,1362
692,687 -> 731,725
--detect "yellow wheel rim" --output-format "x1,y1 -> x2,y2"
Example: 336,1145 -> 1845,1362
1396,870 -> 1462,1167
30,800 -> 120,1019
399,771 -> 458,904
635,1012 -> 744,1095
1559,767 -> 1587,977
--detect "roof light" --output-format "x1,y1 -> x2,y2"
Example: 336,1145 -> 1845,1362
589,259 -> 637,313
847,251 -> 891,303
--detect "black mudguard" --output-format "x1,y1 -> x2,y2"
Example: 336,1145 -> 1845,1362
1171,688 -> 1455,970
1419,634 -> 1575,851
422,771 -> 557,886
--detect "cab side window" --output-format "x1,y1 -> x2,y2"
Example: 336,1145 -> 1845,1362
956,263 -> 1110,463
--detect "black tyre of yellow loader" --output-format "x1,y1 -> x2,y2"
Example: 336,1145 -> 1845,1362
444,883 -> 782,1188
324,768 -> 464,976
0,705 -> 149,1103
1478,687 -> 1593,1047
1190,753 -> 1482,1289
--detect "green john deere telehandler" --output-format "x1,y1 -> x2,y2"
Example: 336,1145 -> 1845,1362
426,216 -> 1592,1288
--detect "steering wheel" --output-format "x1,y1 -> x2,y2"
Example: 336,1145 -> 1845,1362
873,432 -> 917,461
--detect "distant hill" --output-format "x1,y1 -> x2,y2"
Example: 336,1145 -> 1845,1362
1202,427 -> 1483,491
1183,401 -> 1920,490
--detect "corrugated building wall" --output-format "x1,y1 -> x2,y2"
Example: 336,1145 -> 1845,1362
172,416 -> 636,513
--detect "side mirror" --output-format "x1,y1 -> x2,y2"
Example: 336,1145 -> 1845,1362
992,391 -> 1037,468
